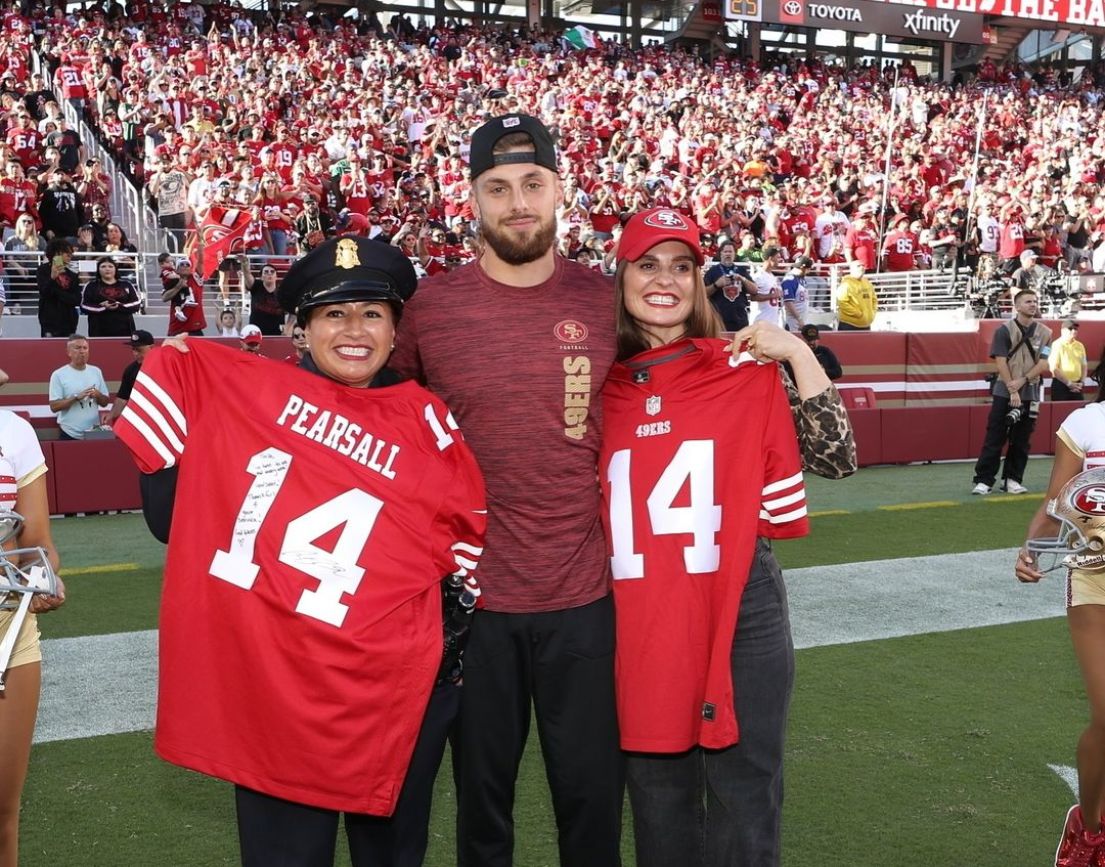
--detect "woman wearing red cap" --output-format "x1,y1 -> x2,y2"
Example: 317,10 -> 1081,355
601,208 -> 854,867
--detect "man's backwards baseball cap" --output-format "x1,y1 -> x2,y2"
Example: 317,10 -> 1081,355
617,208 -> 704,266
468,114 -> 557,181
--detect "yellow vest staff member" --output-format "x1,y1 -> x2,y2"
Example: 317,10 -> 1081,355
836,260 -> 878,331
1050,319 -> 1088,402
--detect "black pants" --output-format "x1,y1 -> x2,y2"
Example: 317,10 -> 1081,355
972,395 -> 1036,487
457,595 -> 624,867
1051,381 -> 1085,402
236,681 -> 460,867
836,322 -> 869,332
627,540 -> 794,867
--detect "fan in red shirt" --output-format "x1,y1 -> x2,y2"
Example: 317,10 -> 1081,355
998,204 -> 1026,269
881,215 -> 918,272
844,209 -> 879,269
4,113 -> 39,168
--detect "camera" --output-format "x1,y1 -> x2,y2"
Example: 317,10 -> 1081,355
1006,400 -> 1040,427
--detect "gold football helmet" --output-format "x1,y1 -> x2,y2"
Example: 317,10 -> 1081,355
1027,468 -> 1105,571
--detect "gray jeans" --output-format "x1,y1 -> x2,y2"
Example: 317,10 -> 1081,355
626,539 -> 795,867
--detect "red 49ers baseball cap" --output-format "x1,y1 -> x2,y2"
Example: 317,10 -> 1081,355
616,208 -> 704,266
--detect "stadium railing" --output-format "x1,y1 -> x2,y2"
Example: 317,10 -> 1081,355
2,250 -> 299,325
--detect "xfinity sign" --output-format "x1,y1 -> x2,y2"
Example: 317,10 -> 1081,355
903,7 -> 963,36
758,0 -> 986,41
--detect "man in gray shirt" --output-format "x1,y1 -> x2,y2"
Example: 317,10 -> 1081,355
48,334 -> 110,440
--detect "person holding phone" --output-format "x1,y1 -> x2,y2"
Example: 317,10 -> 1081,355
35,238 -> 80,337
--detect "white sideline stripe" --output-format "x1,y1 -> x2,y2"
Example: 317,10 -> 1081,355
787,547 -> 1065,649
32,548 -> 1065,745
1049,764 -> 1078,798
35,630 -> 157,744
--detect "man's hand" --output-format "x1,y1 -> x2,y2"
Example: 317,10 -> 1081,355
163,335 -> 190,354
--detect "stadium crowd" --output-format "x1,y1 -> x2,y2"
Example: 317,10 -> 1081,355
0,1 -> 1100,324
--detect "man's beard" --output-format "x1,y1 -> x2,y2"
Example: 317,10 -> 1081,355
481,213 -> 557,266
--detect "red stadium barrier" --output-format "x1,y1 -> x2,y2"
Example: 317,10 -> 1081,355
1,337 -> 295,430
2,332 -> 1099,477
880,406 -> 971,464
50,437 -> 142,514
846,408 -> 883,467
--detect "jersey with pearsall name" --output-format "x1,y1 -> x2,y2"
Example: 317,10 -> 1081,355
599,338 -> 808,752
114,340 -> 486,815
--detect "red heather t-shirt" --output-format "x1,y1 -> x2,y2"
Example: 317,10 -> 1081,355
390,257 -> 616,613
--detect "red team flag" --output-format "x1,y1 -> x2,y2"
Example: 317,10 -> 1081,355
189,207 -> 265,278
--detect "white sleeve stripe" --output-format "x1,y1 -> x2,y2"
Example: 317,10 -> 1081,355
129,390 -> 187,454
763,472 -> 804,496
451,542 -> 484,556
763,489 -> 806,511
119,406 -> 178,468
452,564 -> 470,577
454,555 -> 479,571
135,371 -> 188,436
760,505 -> 808,524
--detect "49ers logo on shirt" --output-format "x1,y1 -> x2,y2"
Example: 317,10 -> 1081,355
554,319 -> 589,343
643,210 -> 691,231
1073,484 -> 1105,515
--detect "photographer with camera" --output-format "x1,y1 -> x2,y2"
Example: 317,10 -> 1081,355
971,288 -> 1053,495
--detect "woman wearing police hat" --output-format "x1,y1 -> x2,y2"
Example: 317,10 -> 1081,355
115,235 -> 487,867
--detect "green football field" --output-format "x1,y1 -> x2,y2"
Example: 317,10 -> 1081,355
17,458 -> 1084,866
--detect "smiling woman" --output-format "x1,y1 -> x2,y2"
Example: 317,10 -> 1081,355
601,208 -> 853,867
114,236 -> 487,867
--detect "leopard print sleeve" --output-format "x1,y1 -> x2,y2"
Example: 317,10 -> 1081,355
781,368 -> 858,480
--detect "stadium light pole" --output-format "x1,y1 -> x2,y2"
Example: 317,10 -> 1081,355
963,89 -> 990,265
875,64 -> 901,275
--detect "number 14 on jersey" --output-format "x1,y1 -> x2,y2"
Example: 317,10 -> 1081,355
607,440 -> 722,580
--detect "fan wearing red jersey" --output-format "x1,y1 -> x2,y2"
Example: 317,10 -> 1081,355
115,237 -> 486,867
603,209 -> 854,867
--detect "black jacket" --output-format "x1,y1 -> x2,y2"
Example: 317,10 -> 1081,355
36,261 -> 81,336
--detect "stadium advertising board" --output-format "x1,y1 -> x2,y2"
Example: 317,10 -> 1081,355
869,0 -> 1105,28
730,0 -> 988,42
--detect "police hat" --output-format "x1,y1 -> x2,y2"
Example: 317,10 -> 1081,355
278,235 -> 418,319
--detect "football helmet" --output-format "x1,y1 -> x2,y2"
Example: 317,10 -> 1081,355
1,509 -> 59,608
1027,468 -> 1105,571
0,510 -> 60,688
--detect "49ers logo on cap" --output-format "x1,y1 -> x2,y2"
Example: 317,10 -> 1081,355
643,210 -> 690,231
1073,484 -> 1105,515
555,320 -> 589,343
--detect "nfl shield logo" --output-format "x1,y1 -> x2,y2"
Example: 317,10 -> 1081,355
645,396 -> 661,416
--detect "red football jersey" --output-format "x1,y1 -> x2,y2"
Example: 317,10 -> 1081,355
115,341 -> 486,814
599,339 -> 808,752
